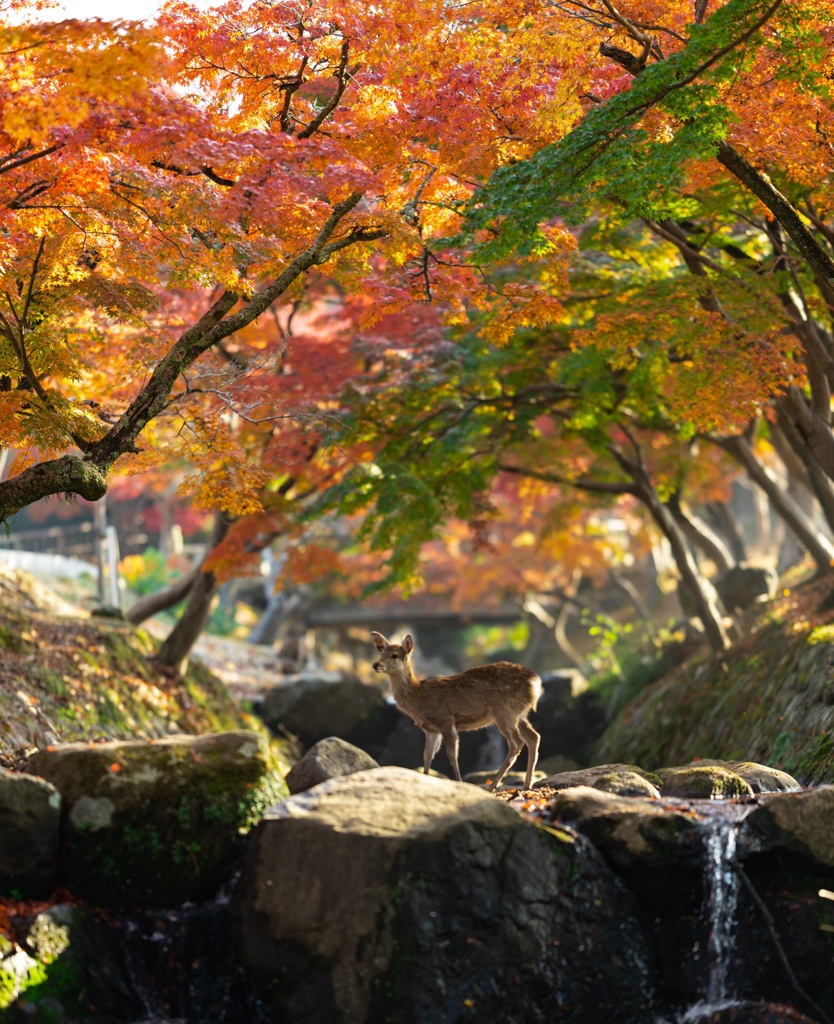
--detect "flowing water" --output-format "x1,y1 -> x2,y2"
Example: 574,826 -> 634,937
657,800 -> 754,1024
704,817 -> 742,1004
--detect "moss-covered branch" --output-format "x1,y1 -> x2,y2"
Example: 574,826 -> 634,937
0,455 -> 107,523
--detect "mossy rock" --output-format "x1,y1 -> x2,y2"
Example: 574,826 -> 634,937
535,762 -> 662,791
27,730 -> 284,908
2,903 -> 145,1020
0,767 -> 61,897
592,770 -> 661,798
659,765 -> 754,800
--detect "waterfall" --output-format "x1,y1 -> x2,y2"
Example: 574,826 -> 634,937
704,818 -> 741,1004
656,810 -> 748,1024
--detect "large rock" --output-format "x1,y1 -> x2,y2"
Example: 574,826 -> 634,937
0,767 -> 61,897
715,564 -> 778,613
233,767 -> 658,1023
659,765 -> 754,799
592,770 -> 661,798
286,737 -> 379,794
664,759 -> 800,795
546,785 -> 705,914
260,676 -> 394,752
27,730 -> 282,907
536,762 -> 662,791
743,786 -> 834,866
533,671 -> 606,764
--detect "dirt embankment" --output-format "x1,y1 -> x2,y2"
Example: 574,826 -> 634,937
597,575 -> 834,784
0,564 -> 255,766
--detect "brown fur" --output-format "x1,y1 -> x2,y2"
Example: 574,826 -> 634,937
370,631 -> 542,790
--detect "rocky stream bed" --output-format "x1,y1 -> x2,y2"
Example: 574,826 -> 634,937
1,729 -> 833,1024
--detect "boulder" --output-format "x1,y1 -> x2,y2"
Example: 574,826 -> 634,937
27,730 -> 282,907
715,564 -> 778,613
743,786 -> 834,867
533,673 -> 606,764
260,675 -> 394,752
462,768 -> 546,789
375,715 -> 506,777
286,737 -> 379,795
536,762 -> 662,791
730,762 -> 800,794
671,760 -> 801,794
233,767 -> 658,1023
0,767 -> 61,897
592,770 -> 661,798
659,765 -> 754,799
545,785 -> 705,914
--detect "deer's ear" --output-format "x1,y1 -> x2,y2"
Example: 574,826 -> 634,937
402,634 -> 414,656
370,631 -> 389,652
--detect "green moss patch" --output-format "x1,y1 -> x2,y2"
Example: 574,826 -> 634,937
28,731 -> 286,908
596,577 -> 834,785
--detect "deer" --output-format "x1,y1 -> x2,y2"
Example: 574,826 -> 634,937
370,631 -> 542,791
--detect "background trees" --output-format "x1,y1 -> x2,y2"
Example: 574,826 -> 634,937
1,0 -> 832,670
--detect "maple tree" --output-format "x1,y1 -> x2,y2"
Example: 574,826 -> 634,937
465,0 -> 834,491
2,0 -> 832,671
0,0 -> 575,528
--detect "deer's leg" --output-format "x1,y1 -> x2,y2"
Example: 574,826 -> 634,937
518,717 -> 541,790
488,721 -> 523,791
441,724 -> 462,782
423,730 -> 442,774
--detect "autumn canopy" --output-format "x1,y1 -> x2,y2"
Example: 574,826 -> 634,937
0,0 -> 833,655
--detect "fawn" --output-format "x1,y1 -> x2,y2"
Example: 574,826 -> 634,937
370,631 -> 542,790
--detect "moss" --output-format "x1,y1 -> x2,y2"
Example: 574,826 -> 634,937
783,732 -> 834,787
807,625 -> 834,646
41,734 -> 286,906
595,579 -> 834,783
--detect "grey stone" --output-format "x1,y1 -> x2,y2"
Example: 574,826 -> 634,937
536,762 -> 662,791
593,770 -> 661,798
743,785 -> 834,867
0,766 -> 60,897
27,730 -> 282,907
286,737 -> 379,794
233,766 -> 658,1023
659,765 -> 754,799
260,676 -> 390,750
715,564 -> 778,613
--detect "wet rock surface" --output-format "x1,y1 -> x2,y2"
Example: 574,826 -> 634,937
659,765 -> 755,799
742,785 -> 834,866
0,766 -> 61,897
233,766 -> 657,1024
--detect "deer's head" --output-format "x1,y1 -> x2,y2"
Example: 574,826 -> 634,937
370,631 -> 414,675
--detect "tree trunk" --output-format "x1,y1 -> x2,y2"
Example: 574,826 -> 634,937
775,402 -> 834,538
125,562 -> 201,626
635,478 -> 730,652
609,568 -> 655,632
667,495 -> 735,573
705,501 -> 747,563
154,513 -> 231,673
720,435 -> 834,574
